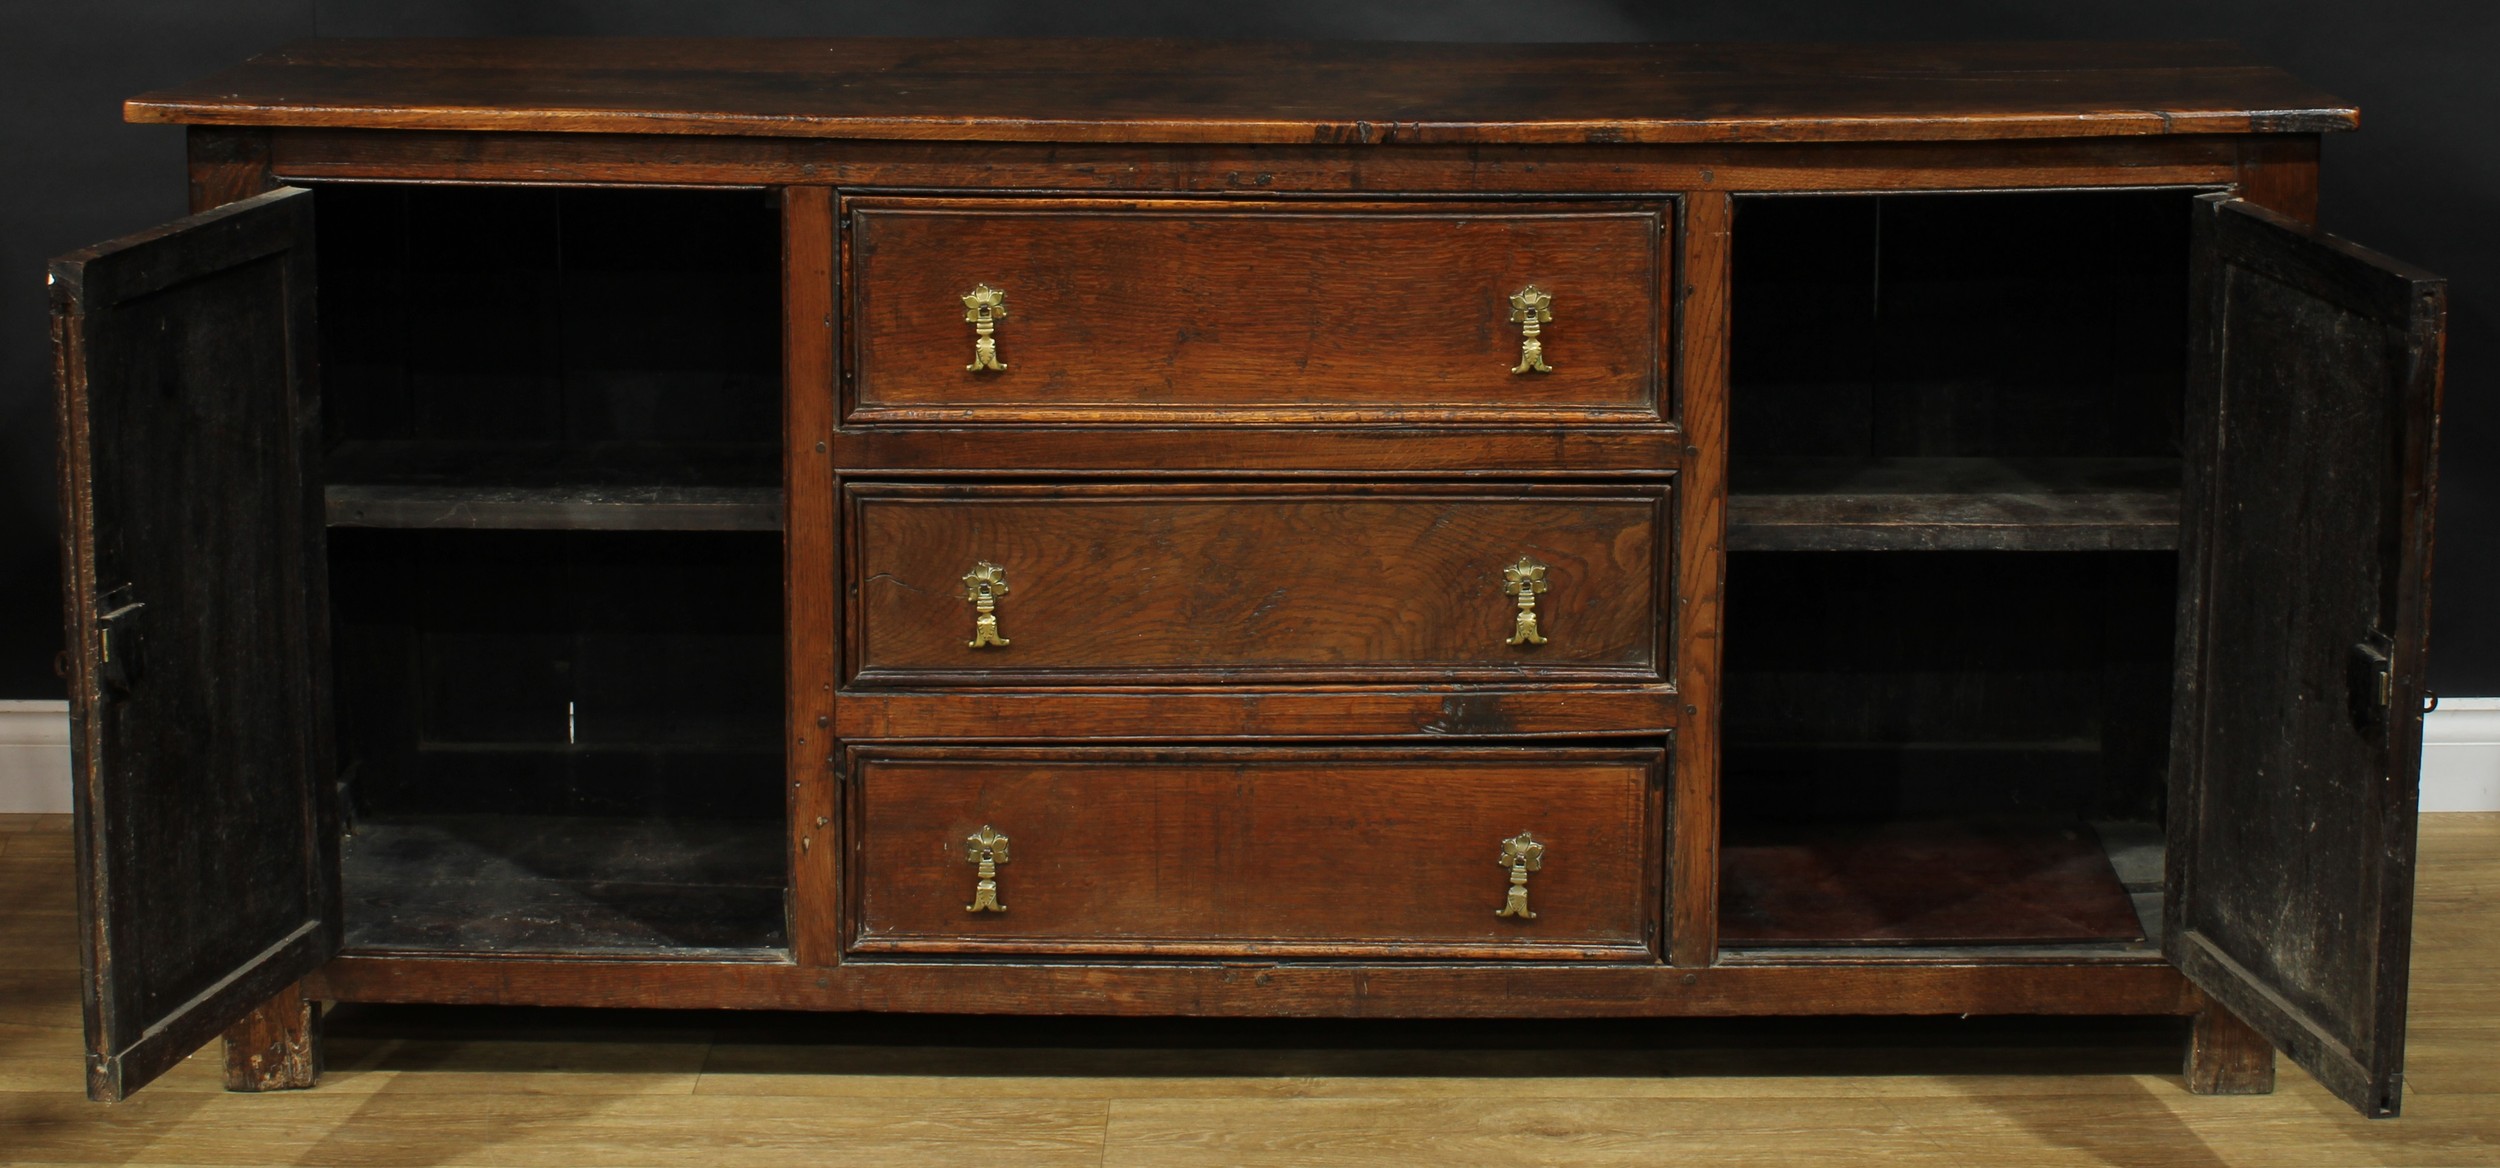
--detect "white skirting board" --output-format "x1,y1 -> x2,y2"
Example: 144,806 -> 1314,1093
0,700 -> 72,815
2420,697 -> 2500,812
2,697 -> 2498,815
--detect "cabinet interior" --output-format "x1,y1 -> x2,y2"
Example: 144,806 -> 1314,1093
1722,189 -> 2195,951
317,184 -> 784,530
303,182 -> 2206,958
316,185 -> 791,956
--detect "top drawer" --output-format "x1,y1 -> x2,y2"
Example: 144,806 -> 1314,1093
845,198 -> 1669,424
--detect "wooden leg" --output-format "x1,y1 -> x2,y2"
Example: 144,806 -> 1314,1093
221,981 -> 321,1092
2184,1002 -> 2276,1095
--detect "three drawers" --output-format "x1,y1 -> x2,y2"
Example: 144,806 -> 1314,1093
834,195 -> 1679,966
846,198 -> 1670,423
847,746 -> 1665,959
846,482 -> 1671,685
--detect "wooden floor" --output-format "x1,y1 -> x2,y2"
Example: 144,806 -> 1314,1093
3,811 -> 2495,1166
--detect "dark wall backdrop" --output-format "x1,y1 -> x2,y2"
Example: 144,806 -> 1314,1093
4,1 -> 2494,695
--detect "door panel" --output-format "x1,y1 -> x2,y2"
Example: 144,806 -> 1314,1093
52,187 -> 337,1100
2167,194 -> 2443,1118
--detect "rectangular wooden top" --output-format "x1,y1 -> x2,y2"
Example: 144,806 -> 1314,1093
126,38 -> 2356,145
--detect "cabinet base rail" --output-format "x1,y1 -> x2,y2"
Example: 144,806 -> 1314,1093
305,955 -> 2201,1017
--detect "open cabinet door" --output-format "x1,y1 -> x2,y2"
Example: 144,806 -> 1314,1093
51,187 -> 337,1101
2168,194 -> 2445,1118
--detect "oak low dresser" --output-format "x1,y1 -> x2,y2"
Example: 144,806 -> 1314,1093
49,39 -> 2445,1116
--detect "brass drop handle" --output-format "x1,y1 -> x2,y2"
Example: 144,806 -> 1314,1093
1503,555 -> 1550,647
1496,831 -> 1544,919
1509,285 -> 1554,374
962,283 -> 1008,372
963,561 -> 1010,649
964,824 -> 1010,913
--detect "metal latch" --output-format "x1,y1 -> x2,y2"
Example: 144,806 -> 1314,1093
2348,629 -> 2396,735
95,589 -> 146,701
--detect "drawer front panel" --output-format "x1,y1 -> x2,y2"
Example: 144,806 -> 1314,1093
847,482 -> 1671,685
847,747 -> 1665,959
846,199 -> 1667,422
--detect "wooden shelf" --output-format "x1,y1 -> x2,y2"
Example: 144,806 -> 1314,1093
326,483 -> 782,531
341,815 -> 788,956
324,441 -> 782,531
1727,457 -> 2179,552
1719,817 -> 2148,947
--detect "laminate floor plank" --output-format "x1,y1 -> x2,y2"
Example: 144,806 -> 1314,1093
2397,1024 -> 2500,1096
0,812 -> 2491,1165
0,1087 -> 1109,1166
691,1015 -> 2186,1101
0,1026 -> 87,1095
695,1064 -> 2206,1103
1880,1092 -> 2500,1168
1100,1096 -> 1934,1167
0,975 -> 79,1030
0,859 -> 72,914
318,1038 -> 714,1097
1,831 -> 70,859
0,915 -> 77,971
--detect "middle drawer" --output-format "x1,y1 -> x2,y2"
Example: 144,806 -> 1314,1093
845,481 -> 1672,686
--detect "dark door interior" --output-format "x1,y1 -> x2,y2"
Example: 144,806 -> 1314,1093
2167,194 -> 2445,1118
52,187 -> 338,1101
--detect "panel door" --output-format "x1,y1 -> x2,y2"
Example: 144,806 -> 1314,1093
2167,194 -> 2445,1118
52,187 -> 338,1100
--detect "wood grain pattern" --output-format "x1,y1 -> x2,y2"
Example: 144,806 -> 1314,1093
831,685 -> 1681,742
2186,1001 -> 2279,1095
2166,195 -> 2445,1118
126,39 -> 2355,144
847,199 -> 1664,423
184,127 -> 274,214
260,128 -> 2254,194
847,482 -> 1670,685
846,746 -> 1662,959
13,819 -> 2500,1160
305,953 -> 2199,1018
219,981 -> 318,1091
51,187 -> 339,1101
324,483 -> 783,531
1727,457 -> 2181,552
1718,819 -> 2145,947
782,187 -> 843,969
58,42 -> 2443,1120
2235,135 -> 2323,223
1670,189 -> 1730,970
830,426 -> 1685,477
322,439 -> 784,531
339,817 -> 787,955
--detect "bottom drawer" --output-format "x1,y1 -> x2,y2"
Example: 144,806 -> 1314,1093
845,746 -> 1665,960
